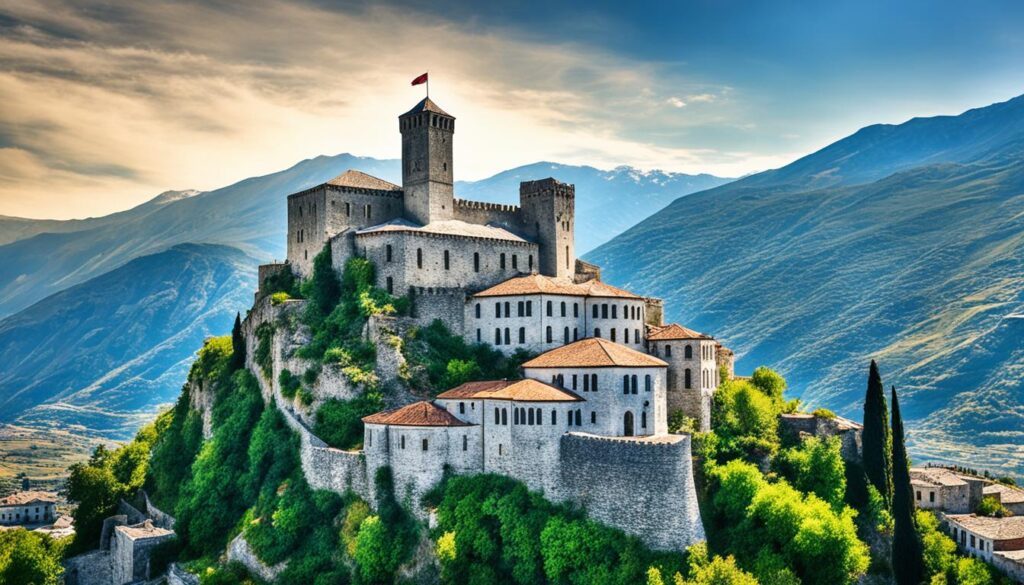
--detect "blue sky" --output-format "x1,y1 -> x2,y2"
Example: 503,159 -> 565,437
0,0 -> 1021,218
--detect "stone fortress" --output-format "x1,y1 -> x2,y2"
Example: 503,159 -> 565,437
258,94 -> 738,552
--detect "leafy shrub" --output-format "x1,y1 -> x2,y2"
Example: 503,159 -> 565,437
314,395 -> 384,450
254,323 -> 275,380
773,436 -> 847,508
353,468 -> 417,584
147,386 -> 205,510
0,528 -> 66,585
977,495 -> 1012,518
812,408 -> 836,419
278,369 -> 301,400
668,410 -> 696,434
711,377 -> 781,462
341,499 -> 372,557
270,291 -> 291,306
401,320 -> 532,393
262,264 -> 301,299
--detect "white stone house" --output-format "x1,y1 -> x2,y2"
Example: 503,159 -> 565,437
464,274 -> 648,355
0,491 -> 57,526
945,514 -> 1024,562
646,323 -> 721,432
910,467 -> 984,513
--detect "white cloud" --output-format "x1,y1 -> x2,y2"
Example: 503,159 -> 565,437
666,97 -> 687,108
0,0 -> 760,219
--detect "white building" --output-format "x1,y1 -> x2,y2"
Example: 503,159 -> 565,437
464,274 -> 649,355
646,323 -> 720,431
0,491 -> 57,526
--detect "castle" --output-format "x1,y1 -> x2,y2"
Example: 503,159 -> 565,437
264,95 -> 737,551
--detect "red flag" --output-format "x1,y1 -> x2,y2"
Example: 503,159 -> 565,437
411,72 -> 428,86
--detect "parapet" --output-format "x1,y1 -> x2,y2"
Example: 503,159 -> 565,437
454,199 -> 520,213
519,177 -> 575,199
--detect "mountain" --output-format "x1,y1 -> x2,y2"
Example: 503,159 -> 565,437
0,243 -> 256,439
587,94 -> 1024,475
455,163 -> 732,253
0,159 -> 728,320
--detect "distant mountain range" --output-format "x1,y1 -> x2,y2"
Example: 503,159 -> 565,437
0,159 -> 727,443
586,93 -> 1024,475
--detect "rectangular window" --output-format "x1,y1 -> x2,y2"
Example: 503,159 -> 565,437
500,253 -> 506,269
512,255 -> 518,270
386,244 -> 393,262
459,402 -> 465,414
463,435 -> 468,451
572,374 -> 578,390
930,492 -> 935,503
422,438 -> 429,451
365,204 -> 371,219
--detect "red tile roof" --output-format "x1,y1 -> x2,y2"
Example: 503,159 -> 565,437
647,323 -> 711,340
473,274 -> 641,299
437,379 -> 583,402
522,337 -> 667,369
325,170 -> 401,191
0,491 -> 57,506
362,400 -> 471,427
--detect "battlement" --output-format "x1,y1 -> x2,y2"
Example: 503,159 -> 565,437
408,286 -> 466,297
520,178 -> 575,199
564,431 -> 686,448
454,199 -> 520,213
287,183 -> 403,200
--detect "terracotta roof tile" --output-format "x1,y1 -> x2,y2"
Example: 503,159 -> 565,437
647,323 -> 711,340
984,483 -> 1024,505
522,337 -> 667,369
946,514 -> 1024,541
325,170 -> 401,191
0,491 -> 57,506
474,274 -> 641,299
362,400 -> 471,427
437,379 -> 583,402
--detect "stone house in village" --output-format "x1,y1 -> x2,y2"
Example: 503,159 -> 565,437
0,490 -> 56,526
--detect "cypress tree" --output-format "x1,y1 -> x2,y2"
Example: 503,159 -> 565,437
891,386 -> 925,585
862,360 -> 893,507
230,312 -> 246,370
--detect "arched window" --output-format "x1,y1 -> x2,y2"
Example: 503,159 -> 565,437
645,375 -> 652,392
514,409 -> 520,425
386,277 -> 393,294
504,328 -> 511,345
631,375 -> 638,394
504,301 -> 511,317
512,254 -> 518,270
625,329 -> 630,344
529,255 -> 533,270
416,248 -> 423,269
623,412 -> 634,436
602,304 -> 609,318
573,328 -> 579,341
685,344 -> 692,359
500,253 -> 506,269
568,411 -> 573,426
623,375 -> 630,394
666,344 -> 673,356
495,303 -> 501,318
575,410 -> 582,426
518,301 -> 524,316
495,329 -> 502,345
685,368 -> 692,389
561,301 -> 566,317
551,410 -> 557,425
474,252 -> 480,272
583,375 -> 590,392
591,374 -> 598,391
528,409 -> 535,425
592,305 -> 599,318
475,304 -> 481,318
591,411 -> 597,424
546,300 -> 553,316
519,327 -> 526,343
386,244 -> 393,262
641,411 -> 647,429
526,301 -> 533,316
546,326 -> 553,343
610,328 -> 616,342
563,327 -> 570,343
444,250 -> 450,270
502,408 -> 508,425
612,305 -> 617,319
495,408 -> 500,424
594,328 -> 601,338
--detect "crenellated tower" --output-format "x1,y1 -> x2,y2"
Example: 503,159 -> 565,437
399,98 -> 455,225
519,178 -> 576,279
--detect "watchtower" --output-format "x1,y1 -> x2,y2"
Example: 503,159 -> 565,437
519,178 -> 576,279
399,98 -> 455,225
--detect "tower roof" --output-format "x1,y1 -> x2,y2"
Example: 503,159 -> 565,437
401,97 -> 453,118
646,323 -> 712,341
362,400 -> 470,427
522,337 -> 667,369
437,379 -> 584,402
325,170 -> 401,191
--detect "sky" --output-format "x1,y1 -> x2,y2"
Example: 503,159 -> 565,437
0,0 -> 1022,219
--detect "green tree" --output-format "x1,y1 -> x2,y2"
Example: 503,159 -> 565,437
976,496 -> 1011,518
230,312 -> 246,370
862,360 -> 893,508
750,366 -> 786,403
774,436 -> 847,508
0,529 -> 65,585
891,387 -> 925,585
301,243 -> 342,322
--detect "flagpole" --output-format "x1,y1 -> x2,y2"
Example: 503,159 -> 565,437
426,71 -> 429,98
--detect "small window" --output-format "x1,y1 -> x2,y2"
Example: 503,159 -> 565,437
591,374 -> 598,391
463,435 -> 468,451
386,244 -> 393,262
386,276 -> 393,294
685,368 -> 692,389
575,410 -> 582,426
612,305 -> 618,319
500,253 -> 506,269
401,436 -> 406,449
444,250 -> 450,270
623,375 -> 630,394
602,304 -> 608,319
645,375 -> 652,392
502,408 -> 508,425
528,255 -> 534,270
574,303 -> 579,318
495,407 -> 500,424
528,409 -> 535,425
519,327 -> 526,343
552,410 -> 557,425
572,374 -> 578,390
345,202 -> 351,216
365,204 -> 371,219
563,327 -> 570,344
561,301 -> 567,317
504,328 -> 510,345
610,328 -> 616,342
573,328 -> 578,341
514,409 -> 520,425
666,345 -> 673,357
642,411 -> 647,429
916,491 -> 922,501
512,255 -> 518,270
930,492 -> 935,503
495,302 -> 501,318
546,326 -> 552,343
495,328 -> 502,345
547,300 -> 553,316
526,301 -> 533,316
591,412 -> 596,424
583,375 -> 590,392
593,305 -> 599,319
459,402 -> 466,414
594,328 -> 601,338
417,248 -> 423,269
499,444 -> 503,455
476,329 -> 481,342
475,304 -> 481,319
422,438 -> 429,451
474,252 -> 480,272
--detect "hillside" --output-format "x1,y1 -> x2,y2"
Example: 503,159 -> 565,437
587,94 -> 1024,475
0,243 -> 256,439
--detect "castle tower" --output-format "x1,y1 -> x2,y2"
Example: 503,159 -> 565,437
519,178 -> 575,279
399,98 -> 455,225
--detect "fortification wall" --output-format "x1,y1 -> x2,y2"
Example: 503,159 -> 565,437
287,189 -> 327,278
557,433 -> 705,551
227,533 -> 287,583
409,286 -> 466,330
168,563 -> 200,585
452,199 -> 522,232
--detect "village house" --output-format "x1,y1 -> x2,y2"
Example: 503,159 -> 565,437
0,490 -> 57,526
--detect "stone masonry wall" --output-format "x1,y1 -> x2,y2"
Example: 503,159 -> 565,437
227,533 -> 287,583
558,433 -> 705,551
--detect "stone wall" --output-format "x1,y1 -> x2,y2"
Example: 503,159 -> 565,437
227,533 -> 287,583
779,414 -> 863,463
452,199 -> 521,233
167,563 -> 200,585
991,552 -> 1024,583
63,550 -> 112,585
409,287 -> 467,331
558,433 -> 705,551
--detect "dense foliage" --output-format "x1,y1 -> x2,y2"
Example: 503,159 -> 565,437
706,366 -> 794,464
890,387 -> 926,585
773,436 -> 847,508
428,473 -> 687,585
400,320 -> 532,393
0,529 -> 65,585
313,395 -> 384,450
